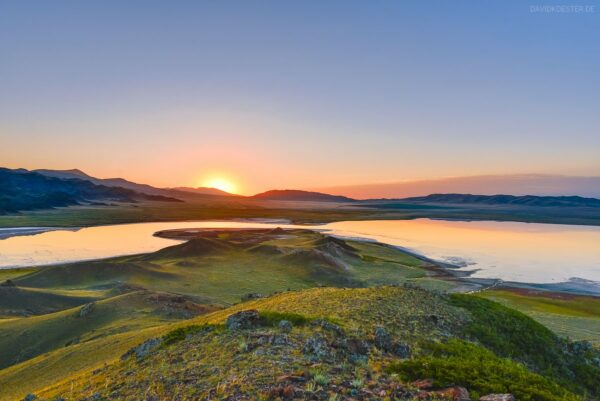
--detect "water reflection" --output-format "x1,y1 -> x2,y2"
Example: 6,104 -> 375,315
1,219 -> 599,285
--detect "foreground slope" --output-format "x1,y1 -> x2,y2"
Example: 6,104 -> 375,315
12,286 -> 600,401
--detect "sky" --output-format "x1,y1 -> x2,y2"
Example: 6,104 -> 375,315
1,1 -> 599,195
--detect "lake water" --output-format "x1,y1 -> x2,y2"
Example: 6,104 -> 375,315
1,219 -> 599,288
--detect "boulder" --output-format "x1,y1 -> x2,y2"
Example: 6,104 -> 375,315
374,326 -> 392,351
302,334 -> 332,360
21,395 -> 37,401
311,318 -> 344,336
278,319 -> 293,333
479,395 -> 515,401
226,310 -> 262,330
392,342 -> 411,358
121,338 -> 162,361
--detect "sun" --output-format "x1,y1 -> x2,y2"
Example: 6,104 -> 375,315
201,177 -> 237,194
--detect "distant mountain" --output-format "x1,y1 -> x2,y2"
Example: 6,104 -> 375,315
0,168 -> 181,214
170,186 -> 235,196
35,169 -> 236,198
34,168 -> 171,196
251,189 -> 355,202
315,174 -> 600,199
400,193 -> 600,207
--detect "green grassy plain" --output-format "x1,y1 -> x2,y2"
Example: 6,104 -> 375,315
480,288 -> 600,347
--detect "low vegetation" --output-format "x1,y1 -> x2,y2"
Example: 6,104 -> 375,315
387,340 -> 579,401
1,229 -> 599,401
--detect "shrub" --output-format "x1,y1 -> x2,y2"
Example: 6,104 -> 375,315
387,340 -> 580,401
161,324 -> 216,346
450,294 -> 600,397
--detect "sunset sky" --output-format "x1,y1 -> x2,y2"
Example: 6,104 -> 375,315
1,1 -> 599,195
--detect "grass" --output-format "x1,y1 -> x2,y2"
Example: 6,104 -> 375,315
2,195 -> 599,229
480,288 -> 600,346
26,286 -> 598,401
387,339 -> 580,401
1,228 -> 598,400
28,286 -> 464,401
0,290 -> 215,370
258,310 -> 311,326
450,294 -> 600,397
9,229 -> 446,306
0,230 -> 455,400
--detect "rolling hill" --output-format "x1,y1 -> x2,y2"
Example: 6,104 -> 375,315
400,193 -> 600,207
1,229 -> 599,401
0,168 -> 181,214
252,189 -> 355,202
169,186 -> 235,196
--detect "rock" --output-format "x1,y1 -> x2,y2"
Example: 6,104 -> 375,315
21,395 -> 37,401
226,310 -> 262,330
278,319 -> 293,333
1,279 -> 16,287
412,378 -> 433,389
569,340 -> 593,355
302,334 -> 332,360
392,342 -> 411,358
121,338 -> 162,361
241,293 -> 265,302
78,302 -> 95,318
374,326 -> 392,351
311,318 -> 344,335
423,387 -> 470,401
271,334 -> 290,346
479,394 -> 515,401
346,337 -> 370,355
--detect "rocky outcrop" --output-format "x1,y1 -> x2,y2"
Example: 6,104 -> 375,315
226,310 -> 262,330
121,338 -> 163,361
373,326 -> 411,358
278,319 -> 293,333
302,334 -> 332,361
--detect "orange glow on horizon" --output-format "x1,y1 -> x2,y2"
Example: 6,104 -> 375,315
200,177 -> 238,194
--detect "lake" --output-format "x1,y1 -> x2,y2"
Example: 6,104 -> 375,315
1,219 -> 599,288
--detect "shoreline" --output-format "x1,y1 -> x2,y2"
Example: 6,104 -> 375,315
154,226 -> 600,297
2,222 -> 599,297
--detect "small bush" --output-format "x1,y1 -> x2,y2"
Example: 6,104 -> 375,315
313,373 -> 329,386
162,324 -> 216,346
387,340 -> 579,401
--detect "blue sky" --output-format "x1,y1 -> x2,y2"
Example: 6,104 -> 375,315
1,1 -> 598,193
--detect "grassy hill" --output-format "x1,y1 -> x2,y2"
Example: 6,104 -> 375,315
0,168 -> 181,214
10,229 -> 443,306
13,286 -> 599,401
1,229 -> 599,401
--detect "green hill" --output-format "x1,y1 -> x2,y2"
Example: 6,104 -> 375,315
13,286 -> 599,401
2,229 -> 599,401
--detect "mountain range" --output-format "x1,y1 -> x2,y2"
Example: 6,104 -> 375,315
316,174 -> 600,199
0,168 -> 180,214
3,167 -> 600,215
